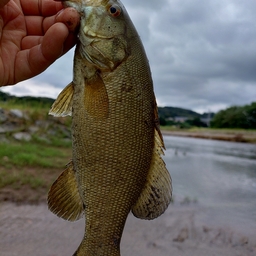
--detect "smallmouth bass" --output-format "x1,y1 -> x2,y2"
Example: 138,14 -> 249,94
48,0 -> 172,255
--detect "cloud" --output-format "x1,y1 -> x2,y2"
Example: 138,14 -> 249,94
1,79 -> 62,99
2,0 -> 256,114
124,0 -> 256,112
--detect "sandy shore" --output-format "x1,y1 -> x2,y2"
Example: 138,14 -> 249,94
162,129 -> 256,143
1,202 -> 255,256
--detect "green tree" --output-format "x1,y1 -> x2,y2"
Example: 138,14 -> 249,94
159,116 -> 167,126
186,117 -> 207,127
210,102 -> 256,129
244,102 -> 256,128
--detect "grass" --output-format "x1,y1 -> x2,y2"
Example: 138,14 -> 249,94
0,141 -> 72,196
0,97 -> 52,111
0,99 -> 73,202
0,141 -> 71,169
0,169 -> 45,189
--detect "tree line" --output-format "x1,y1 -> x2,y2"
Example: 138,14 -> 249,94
158,102 -> 256,129
210,102 -> 256,129
1,90 -> 255,129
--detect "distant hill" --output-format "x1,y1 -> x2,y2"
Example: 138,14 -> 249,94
158,106 -> 202,119
0,91 -> 54,108
0,90 -> 212,120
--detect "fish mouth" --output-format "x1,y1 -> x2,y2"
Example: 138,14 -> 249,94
83,26 -> 113,39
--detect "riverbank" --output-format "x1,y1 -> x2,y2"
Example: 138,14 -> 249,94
161,128 -> 256,143
0,201 -> 255,256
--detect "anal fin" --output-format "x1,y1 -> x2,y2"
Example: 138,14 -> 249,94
48,161 -> 84,221
132,129 -> 172,220
49,82 -> 74,117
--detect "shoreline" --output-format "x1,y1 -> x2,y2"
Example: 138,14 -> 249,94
0,201 -> 255,256
161,129 -> 256,143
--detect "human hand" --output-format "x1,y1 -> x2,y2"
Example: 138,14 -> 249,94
0,0 -> 80,86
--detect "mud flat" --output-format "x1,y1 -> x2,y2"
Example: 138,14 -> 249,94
162,129 -> 256,143
0,202 -> 255,256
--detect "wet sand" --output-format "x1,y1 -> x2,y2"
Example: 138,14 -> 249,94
1,202 -> 255,256
162,130 -> 256,143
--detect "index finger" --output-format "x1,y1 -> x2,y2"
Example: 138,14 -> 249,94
21,0 -> 63,16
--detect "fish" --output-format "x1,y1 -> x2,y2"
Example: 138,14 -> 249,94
47,0 -> 172,255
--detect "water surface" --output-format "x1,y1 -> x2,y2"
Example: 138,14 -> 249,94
163,136 -> 256,233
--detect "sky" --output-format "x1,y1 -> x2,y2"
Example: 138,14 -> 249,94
1,0 -> 256,114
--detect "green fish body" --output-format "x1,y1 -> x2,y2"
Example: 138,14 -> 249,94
48,0 -> 172,255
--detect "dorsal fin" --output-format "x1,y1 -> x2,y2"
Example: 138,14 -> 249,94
49,82 -> 74,117
48,161 -> 84,221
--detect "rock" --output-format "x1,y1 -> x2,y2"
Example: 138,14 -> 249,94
173,227 -> 189,242
58,125 -> 71,138
10,109 -> 24,119
0,107 -> 71,144
47,128 -> 58,136
35,120 -> 51,129
0,134 -> 9,143
28,126 -> 40,134
0,124 -> 20,134
2,155 -> 9,162
13,132 -> 32,141
9,109 -> 29,121
0,108 -> 7,123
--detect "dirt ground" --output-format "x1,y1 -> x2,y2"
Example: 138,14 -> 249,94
0,166 -> 62,204
0,202 -> 255,256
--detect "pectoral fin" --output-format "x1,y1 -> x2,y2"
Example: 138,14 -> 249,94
84,73 -> 109,119
48,161 -> 84,221
132,129 -> 172,220
49,82 -> 74,117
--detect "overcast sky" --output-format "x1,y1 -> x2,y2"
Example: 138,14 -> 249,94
2,0 -> 256,113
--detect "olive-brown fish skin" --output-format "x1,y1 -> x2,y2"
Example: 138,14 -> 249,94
48,1 -> 172,255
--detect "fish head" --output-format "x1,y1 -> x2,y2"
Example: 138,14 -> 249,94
61,0 -> 136,71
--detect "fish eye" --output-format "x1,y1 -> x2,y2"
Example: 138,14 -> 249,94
108,5 -> 121,17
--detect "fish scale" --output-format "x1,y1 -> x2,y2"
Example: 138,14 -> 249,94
71,72 -> 152,255
47,0 -> 172,255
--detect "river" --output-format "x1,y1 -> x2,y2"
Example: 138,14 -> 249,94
164,135 -> 256,234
